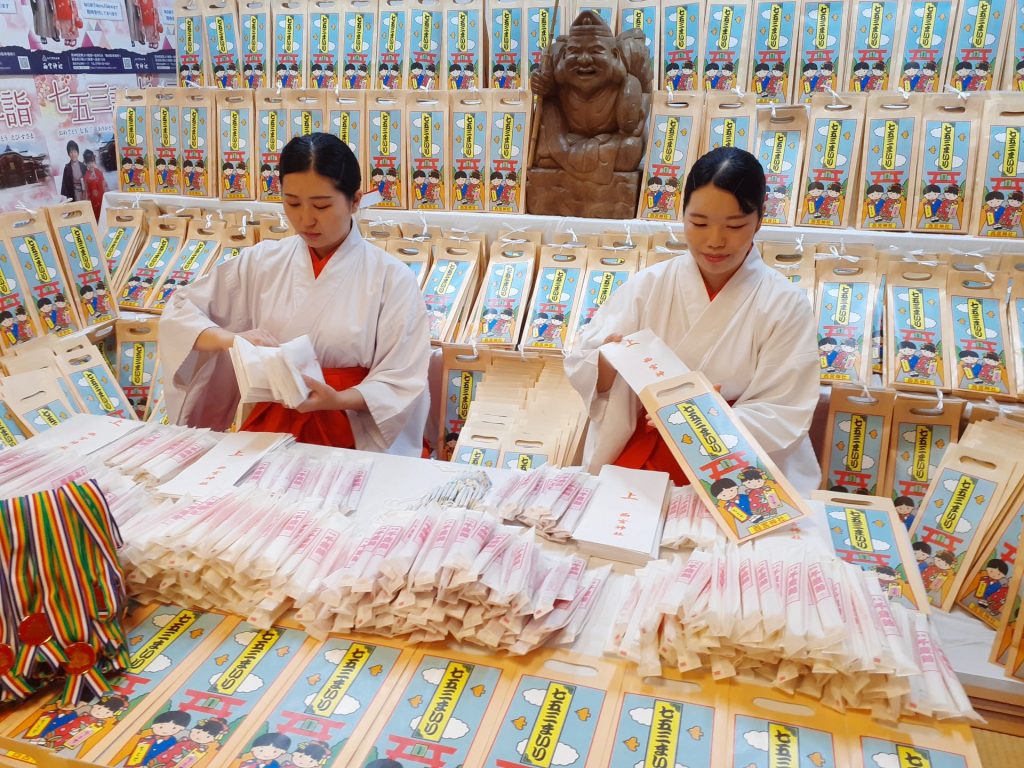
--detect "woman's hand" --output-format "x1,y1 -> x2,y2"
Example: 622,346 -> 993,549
238,329 -> 278,347
295,376 -> 342,413
596,333 -> 625,393
644,385 -> 722,428
295,377 -> 370,414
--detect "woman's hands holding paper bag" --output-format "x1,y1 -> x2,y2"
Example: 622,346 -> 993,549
295,376 -> 368,414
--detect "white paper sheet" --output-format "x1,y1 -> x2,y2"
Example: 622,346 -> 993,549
599,328 -> 691,395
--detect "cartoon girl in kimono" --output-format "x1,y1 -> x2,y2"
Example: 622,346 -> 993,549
738,468 -> 782,519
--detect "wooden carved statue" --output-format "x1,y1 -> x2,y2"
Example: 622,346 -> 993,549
526,10 -> 653,219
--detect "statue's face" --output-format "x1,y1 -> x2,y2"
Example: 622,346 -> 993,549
556,34 -> 624,94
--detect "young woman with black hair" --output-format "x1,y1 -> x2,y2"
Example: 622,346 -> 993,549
565,147 -> 820,493
159,133 -> 431,455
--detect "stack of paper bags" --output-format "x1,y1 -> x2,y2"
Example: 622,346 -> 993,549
229,334 -> 324,408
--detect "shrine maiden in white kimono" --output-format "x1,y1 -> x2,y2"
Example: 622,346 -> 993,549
565,247 -> 821,494
160,227 -> 431,456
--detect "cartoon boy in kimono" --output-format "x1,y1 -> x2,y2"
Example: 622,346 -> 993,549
974,559 -> 1010,615
959,350 -> 983,385
710,478 -> 751,524
111,709 -> 191,766
145,717 -> 228,767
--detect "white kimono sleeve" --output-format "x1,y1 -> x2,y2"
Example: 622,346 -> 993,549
732,293 -> 821,493
159,255 -> 255,430
350,264 -> 431,453
564,273 -> 649,470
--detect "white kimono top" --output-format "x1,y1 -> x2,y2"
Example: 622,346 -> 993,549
159,227 -> 431,456
565,247 -> 821,495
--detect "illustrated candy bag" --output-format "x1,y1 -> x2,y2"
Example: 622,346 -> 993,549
439,344 -> 489,457
895,0 -> 955,94
846,0 -> 903,92
795,0 -> 848,103
101,208 -> 145,285
204,0 -> 243,88
946,0 -> 1013,94
490,0 -> 525,88
1007,0 -> 1024,91
749,0 -> 797,104
576,0 -> 616,29
640,372 -> 812,541
450,93 -> 488,212
858,91 -> 924,232
847,713 -> 984,768
423,243 -> 477,342
115,317 -> 161,418
813,490 -> 931,612
408,0 -> 444,89
974,93 -> 1024,239
481,652 -> 622,767
910,92 -> 984,234
223,636 -> 411,768
798,92 -> 866,229
308,0 -> 343,88
884,393 -> 963,529
119,217 -> 188,311
147,220 -> 224,311
760,240 -> 815,303
217,90 -> 256,201
366,90 -> 406,208
700,1 -> 751,92
285,88 -> 327,138
619,0 -> 660,75
255,89 -> 286,203
328,89 -> 366,171
149,89 -> 181,196
947,270 -> 1016,399
754,104 -> 808,226
955,485 -> 1023,629
6,382 -> 74,436
0,237 -> 41,353
209,223 -> 258,273
0,398 -> 27,448
239,0 -> 271,87
274,0 -> 309,87
408,93 -> 449,210
46,202 -> 117,329
608,670 -> 726,768
569,248 -> 639,349
176,0 -> 207,87
1012,271 -> 1024,400
522,247 -> 585,352
910,444 -> 1016,610
467,244 -> 535,347
821,384 -> 895,495
886,264 -> 952,392
180,89 -> 217,199
662,0 -> 702,92
115,89 -> 150,194
701,91 -> 754,153
353,647 -> 511,765
376,0 -> 410,88
339,0 -> 376,89
387,238 -> 432,287
56,345 -> 134,420
445,0 -> 484,90
0,210 -> 81,338
815,260 -> 877,384
638,91 -> 702,222
525,0 -> 561,81
486,89 -> 530,213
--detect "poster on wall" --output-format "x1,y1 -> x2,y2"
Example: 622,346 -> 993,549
0,73 -> 155,212
0,0 -> 176,74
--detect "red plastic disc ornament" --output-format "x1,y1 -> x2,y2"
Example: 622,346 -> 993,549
64,643 -> 98,675
0,644 -> 14,675
18,614 -> 52,645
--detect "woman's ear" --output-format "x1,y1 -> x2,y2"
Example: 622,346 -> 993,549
350,189 -> 363,212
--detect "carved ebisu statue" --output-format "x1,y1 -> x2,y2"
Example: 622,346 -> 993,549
526,10 -> 653,219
